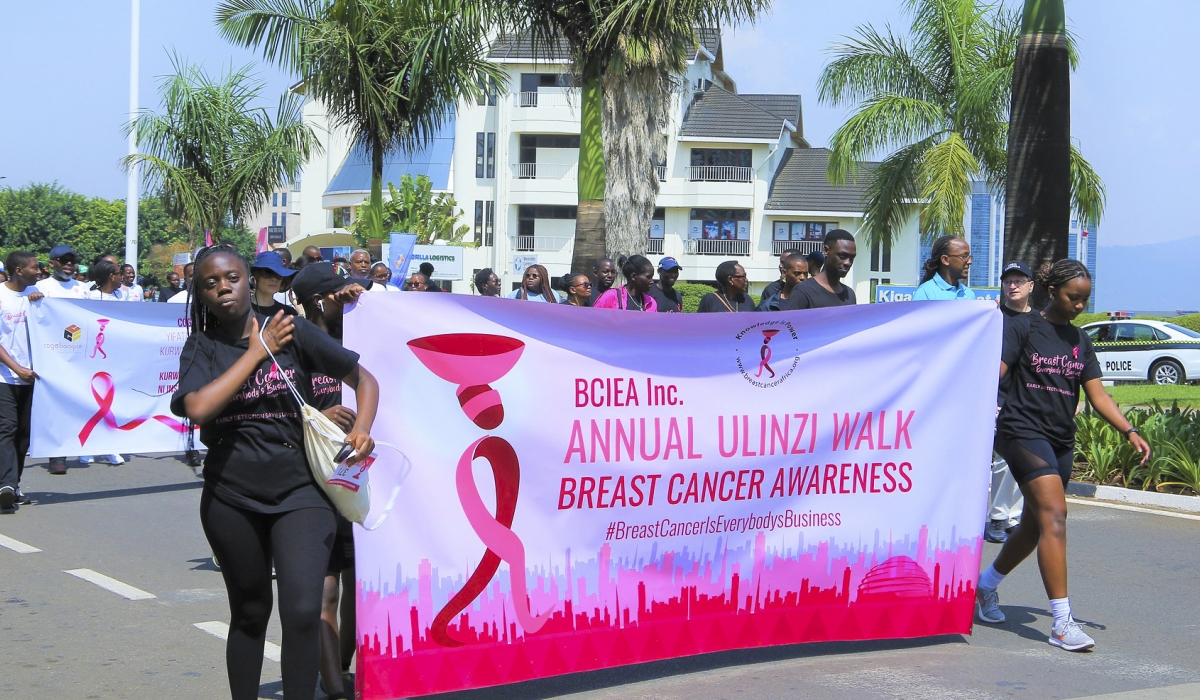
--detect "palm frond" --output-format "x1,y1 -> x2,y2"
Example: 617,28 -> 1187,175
819,23 -> 939,107
826,94 -> 946,183
215,0 -> 320,74
1070,143 -> 1106,227
917,131 -> 977,237
858,138 -> 932,247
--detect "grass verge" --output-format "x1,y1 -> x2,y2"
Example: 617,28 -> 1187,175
1105,383 -> 1200,408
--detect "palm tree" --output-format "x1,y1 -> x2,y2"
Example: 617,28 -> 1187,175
123,56 -> 314,243
818,0 -> 1104,251
1006,0 -> 1073,280
501,0 -> 768,276
216,0 -> 505,243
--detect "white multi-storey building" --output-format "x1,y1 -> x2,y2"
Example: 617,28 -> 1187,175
284,29 -> 924,297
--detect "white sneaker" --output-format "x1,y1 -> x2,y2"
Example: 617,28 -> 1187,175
975,586 -> 1005,623
100,454 -> 125,465
1050,618 -> 1095,651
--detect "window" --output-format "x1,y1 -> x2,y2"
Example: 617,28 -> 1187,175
476,78 -> 497,106
475,133 -> 486,178
1114,324 -> 1159,343
690,149 -> 751,168
486,132 -> 495,179
332,207 -> 353,228
484,201 -> 495,247
474,200 -> 484,238
281,193 -> 287,207
519,134 -> 581,150
772,221 -> 838,242
870,238 -> 892,273
1165,323 -> 1200,339
688,209 -> 750,240
271,213 -> 277,227
272,193 -> 278,207
280,215 -> 286,232
518,205 -> 577,220
688,149 -> 752,182
1086,324 -> 1113,342
648,208 -> 666,239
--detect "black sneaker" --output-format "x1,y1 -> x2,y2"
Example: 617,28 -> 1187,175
0,485 -> 16,512
48,458 -> 67,475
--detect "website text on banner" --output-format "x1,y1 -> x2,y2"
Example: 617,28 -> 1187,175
28,298 -> 199,457
346,294 -> 1003,699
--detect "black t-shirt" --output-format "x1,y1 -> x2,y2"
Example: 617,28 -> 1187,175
997,305 -> 1033,407
170,315 -> 359,513
697,292 -> 757,313
311,327 -> 345,412
158,287 -> 182,302
761,279 -> 785,301
997,312 -> 1102,449
781,277 -> 856,310
647,284 -> 682,313
251,300 -> 297,318
589,284 -> 613,307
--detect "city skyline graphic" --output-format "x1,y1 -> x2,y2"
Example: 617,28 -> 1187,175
357,526 -> 982,698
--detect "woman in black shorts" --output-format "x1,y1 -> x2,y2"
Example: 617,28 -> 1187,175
975,259 -> 1149,651
171,245 -> 378,699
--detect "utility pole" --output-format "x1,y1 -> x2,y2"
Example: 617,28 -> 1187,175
125,0 -> 140,267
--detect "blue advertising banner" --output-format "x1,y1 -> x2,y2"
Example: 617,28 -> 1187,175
388,233 -> 418,284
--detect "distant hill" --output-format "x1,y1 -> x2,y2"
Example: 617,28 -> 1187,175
1096,236 -> 1200,312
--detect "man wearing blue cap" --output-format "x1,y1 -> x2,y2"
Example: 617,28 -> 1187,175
648,257 -> 683,312
36,245 -> 89,475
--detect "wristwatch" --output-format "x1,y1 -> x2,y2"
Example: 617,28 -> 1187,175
1124,427 -> 1140,437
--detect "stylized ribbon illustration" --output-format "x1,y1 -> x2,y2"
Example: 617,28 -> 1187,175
79,372 -> 189,445
90,319 -> 109,359
755,329 -> 781,378
429,436 -> 551,647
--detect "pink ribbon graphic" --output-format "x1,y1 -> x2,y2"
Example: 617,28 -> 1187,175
430,436 -> 551,647
79,372 -> 190,445
755,329 -> 781,378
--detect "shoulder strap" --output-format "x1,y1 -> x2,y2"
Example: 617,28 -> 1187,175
258,317 -> 307,409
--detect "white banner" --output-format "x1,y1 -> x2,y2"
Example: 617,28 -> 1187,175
28,298 -> 198,457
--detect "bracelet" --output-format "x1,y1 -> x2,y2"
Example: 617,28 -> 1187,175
1124,427 -> 1140,437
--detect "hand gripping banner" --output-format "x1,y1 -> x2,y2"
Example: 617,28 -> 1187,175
346,294 -> 1002,699
28,298 -> 200,457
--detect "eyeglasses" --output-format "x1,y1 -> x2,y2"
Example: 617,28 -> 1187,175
574,282 -> 593,288
729,274 -> 747,280
1002,277 -> 1033,286
946,253 -> 973,262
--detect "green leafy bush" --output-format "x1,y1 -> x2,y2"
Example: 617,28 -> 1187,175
1072,312 -> 1107,328
1076,402 -> 1200,494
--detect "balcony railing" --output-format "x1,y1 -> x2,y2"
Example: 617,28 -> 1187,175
512,235 -> 572,253
646,238 -> 664,255
655,165 -> 667,181
771,240 -> 825,256
513,91 -> 578,108
686,238 -> 750,256
511,162 -> 576,180
686,165 -> 753,183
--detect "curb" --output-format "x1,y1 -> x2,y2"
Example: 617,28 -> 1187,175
1066,482 -> 1200,514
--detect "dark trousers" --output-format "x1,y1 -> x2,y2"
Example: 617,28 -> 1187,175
200,490 -> 335,700
0,383 -> 32,490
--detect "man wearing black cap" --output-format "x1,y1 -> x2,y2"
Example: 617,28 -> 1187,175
985,260 -> 1035,544
648,257 -> 683,312
36,245 -> 88,475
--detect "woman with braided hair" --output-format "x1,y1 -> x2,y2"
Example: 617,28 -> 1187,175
171,244 -> 379,699
975,259 -> 1150,652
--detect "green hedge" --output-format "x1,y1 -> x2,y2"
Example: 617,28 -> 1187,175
674,282 -> 760,313
1072,312 -> 1200,333
1076,402 -> 1200,494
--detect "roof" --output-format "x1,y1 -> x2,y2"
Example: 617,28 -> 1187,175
324,117 -> 455,196
695,27 -> 721,60
679,86 -> 798,141
765,148 -> 875,213
487,34 -> 571,61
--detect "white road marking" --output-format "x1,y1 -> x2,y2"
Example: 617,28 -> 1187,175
63,568 -> 156,600
0,533 -> 41,554
1070,682 -> 1200,699
1067,497 -> 1200,522
193,621 -> 281,662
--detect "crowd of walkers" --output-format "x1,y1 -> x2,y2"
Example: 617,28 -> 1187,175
0,227 -> 1153,700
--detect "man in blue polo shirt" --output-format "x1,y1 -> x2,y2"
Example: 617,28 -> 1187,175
913,235 -> 975,300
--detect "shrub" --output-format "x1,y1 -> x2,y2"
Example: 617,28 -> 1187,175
1072,312 -> 1108,328
1076,401 -> 1200,494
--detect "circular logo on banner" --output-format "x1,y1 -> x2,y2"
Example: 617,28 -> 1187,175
735,320 -> 800,388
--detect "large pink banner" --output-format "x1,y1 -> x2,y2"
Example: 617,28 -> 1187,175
344,294 -> 1002,698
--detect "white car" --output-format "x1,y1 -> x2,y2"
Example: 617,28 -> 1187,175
1082,319 -> 1200,385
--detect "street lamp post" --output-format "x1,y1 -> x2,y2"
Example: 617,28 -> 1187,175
125,0 -> 140,268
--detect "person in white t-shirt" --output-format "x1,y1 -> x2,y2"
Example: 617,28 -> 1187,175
0,252 -> 43,512
36,246 -> 90,474
86,260 -> 127,301
121,264 -> 144,302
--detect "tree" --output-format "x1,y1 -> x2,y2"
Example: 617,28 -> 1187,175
502,1 -> 768,276
348,175 -> 469,246
1006,0 -> 1072,287
217,0 -> 504,244
818,0 -> 1104,248
124,56 -> 315,243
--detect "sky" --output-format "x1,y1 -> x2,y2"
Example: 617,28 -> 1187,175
1,0 -> 1196,308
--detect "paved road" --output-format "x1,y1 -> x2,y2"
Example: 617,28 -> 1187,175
3,455 -> 1199,700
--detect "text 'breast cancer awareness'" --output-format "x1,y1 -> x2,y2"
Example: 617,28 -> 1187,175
79,372 -> 189,445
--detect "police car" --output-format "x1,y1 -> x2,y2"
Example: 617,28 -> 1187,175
1082,319 -> 1200,385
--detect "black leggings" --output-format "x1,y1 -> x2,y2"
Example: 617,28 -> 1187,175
200,490 -> 336,700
